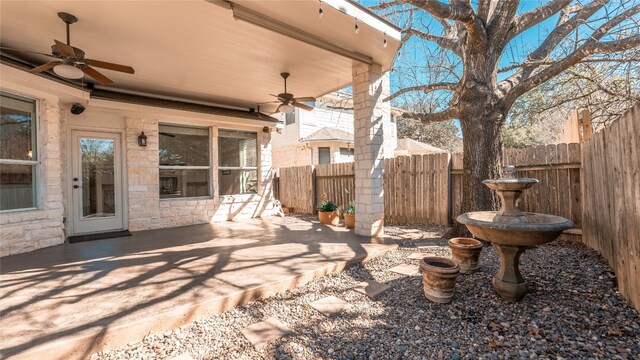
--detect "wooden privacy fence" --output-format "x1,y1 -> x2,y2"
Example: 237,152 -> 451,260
384,153 -> 450,225
275,143 -> 583,229
582,104 -> 639,311
315,163 -> 355,210
451,143 -> 582,227
275,165 -> 314,214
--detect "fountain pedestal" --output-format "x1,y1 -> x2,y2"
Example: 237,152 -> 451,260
457,166 -> 574,300
491,244 -> 527,299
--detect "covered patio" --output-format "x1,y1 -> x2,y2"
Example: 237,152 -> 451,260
0,216 -> 397,359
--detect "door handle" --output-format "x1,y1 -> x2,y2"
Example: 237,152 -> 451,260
73,185 -> 79,189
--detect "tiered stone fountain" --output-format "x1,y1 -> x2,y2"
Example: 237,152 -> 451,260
457,166 -> 574,300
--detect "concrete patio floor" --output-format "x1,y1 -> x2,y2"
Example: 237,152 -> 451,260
0,216 -> 397,360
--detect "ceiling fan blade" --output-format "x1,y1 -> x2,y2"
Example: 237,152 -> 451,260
292,101 -> 314,111
293,97 -> 316,102
54,39 -> 76,58
82,66 -> 113,85
86,59 -> 135,74
29,61 -> 62,74
0,46 -> 58,58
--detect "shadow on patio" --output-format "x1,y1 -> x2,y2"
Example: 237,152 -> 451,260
0,215 -> 396,360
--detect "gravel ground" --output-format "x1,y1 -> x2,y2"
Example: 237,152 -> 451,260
93,221 -> 640,360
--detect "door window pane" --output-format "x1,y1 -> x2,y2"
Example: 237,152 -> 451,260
160,169 -> 210,198
80,138 -> 115,218
0,164 -> 35,210
318,147 -> 331,164
159,125 -> 209,166
0,92 -> 37,211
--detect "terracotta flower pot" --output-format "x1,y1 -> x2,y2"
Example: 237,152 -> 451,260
448,237 -> 483,274
344,214 -> 355,229
318,211 -> 340,226
419,257 -> 460,304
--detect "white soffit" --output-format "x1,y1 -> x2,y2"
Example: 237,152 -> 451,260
0,0 -> 400,113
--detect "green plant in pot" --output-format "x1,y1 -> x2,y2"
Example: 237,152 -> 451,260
343,201 -> 356,229
317,200 -> 340,226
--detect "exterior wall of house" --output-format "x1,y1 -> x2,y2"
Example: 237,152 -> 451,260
0,66 -> 277,257
298,107 -> 354,139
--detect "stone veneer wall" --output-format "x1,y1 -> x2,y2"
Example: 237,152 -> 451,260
0,99 -> 66,256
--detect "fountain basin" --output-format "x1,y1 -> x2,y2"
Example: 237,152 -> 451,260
482,178 -> 538,192
457,211 -> 574,247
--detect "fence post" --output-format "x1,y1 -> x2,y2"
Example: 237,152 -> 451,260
311,165 -> 317,214
447,153 -> 453,226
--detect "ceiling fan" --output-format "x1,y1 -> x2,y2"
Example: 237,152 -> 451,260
263,72 -> 316,113
1,12 -> 134,86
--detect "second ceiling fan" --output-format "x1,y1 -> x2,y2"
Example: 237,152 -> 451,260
264,72 -> 316,113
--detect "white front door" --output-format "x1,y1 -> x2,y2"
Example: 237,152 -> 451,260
71,130 -> 124,234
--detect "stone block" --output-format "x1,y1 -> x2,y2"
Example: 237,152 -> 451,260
388,264 -> 419,276
240,317 -> 291,349
309,296 -> 351,317
352,280 -> 390,299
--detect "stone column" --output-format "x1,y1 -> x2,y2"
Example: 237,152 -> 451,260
352,62 -> 392,237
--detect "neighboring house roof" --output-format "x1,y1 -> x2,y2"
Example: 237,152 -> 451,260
302,127 -> 354,143
395,138 -> 447,155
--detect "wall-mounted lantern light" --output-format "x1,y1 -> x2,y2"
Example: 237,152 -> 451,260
138,131 -> 147,147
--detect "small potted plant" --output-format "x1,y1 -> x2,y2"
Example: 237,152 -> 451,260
343,201 -> 356,229
317,200 -> 340,226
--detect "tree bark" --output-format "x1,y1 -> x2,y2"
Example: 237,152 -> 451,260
453,103 -> 505,236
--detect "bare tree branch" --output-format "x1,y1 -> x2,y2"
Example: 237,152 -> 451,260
498,0 -> 609,95
506,0 -> 573,44
404,29 -> 461,55
505,4 -> 640,105
402,106 -> 459,123
477,0 -> 497,23
487,0 -> 521,42
498,57 -> 640,72
384,82 -> 459,102
406,0 -> 474,21
369,0 -> 406,10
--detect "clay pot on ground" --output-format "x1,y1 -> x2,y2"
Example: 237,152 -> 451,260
318,211 -> 340,226
344,214 -> 355,229
419,257 -> 460,304
448,237 -> 483,274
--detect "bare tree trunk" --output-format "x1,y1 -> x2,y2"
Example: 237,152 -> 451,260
453,105 -> 505,236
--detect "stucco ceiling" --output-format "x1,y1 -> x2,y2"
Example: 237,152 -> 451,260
0,0 -> 400,113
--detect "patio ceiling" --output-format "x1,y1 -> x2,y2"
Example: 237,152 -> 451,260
0,0 -> 400,114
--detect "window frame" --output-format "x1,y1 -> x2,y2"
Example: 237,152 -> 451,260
285,110 -> 296,125
158,123 -> 212,200
318,146 -> 331,165
217,129 -> 260,196
0,90 -> 40,213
